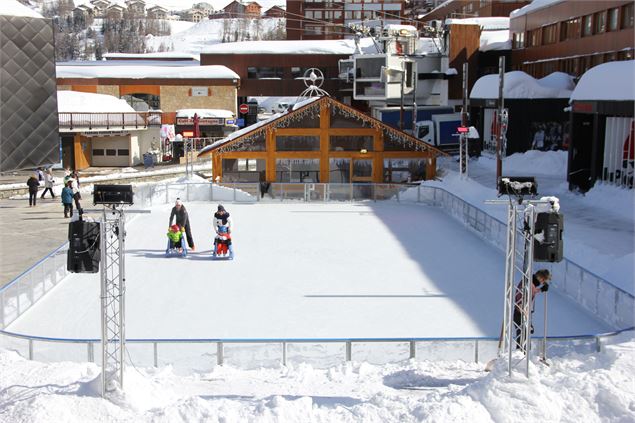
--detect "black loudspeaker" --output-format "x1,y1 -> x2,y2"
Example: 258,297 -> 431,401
93,184 -> 134,205
534,212 -> 563,262
67,221 -> 101,273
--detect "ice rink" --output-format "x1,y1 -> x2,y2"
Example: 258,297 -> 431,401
7,201 -> 610,339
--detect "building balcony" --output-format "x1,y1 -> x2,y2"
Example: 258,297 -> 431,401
58,111 -> 162,133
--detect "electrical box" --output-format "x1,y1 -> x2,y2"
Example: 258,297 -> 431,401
534,212 -> 564,262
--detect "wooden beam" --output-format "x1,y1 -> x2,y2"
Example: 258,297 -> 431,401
275,128 -> 321,136
327,128 -> 377,136
320,101 -> 330,183
266,128 -> 275,182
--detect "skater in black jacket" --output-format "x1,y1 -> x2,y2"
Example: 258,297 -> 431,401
169,198 -> 195,250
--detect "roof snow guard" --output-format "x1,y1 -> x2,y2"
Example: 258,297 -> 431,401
198,97 -> 447,157
0,7 -> 59,171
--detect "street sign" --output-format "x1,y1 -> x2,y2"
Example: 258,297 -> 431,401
239,104 -> 249,114
457,126 -> 469,133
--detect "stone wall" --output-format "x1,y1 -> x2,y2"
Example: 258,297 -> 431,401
160,85 -> 236,114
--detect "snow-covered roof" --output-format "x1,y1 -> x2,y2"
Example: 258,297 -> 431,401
470,71 -> 574,99
570,60 -> 635,102
0,0 -> 44,18
57,90 -> 136,113
202,38 -> 380,55
176,108 -> 234,118
103,52 -> 199,60
56,64 -> 239,80
510,0 -> 565,19
446,17 -> 509,30
480,30 -> 511,52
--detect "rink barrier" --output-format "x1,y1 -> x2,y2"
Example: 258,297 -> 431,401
0,182 -> 632,368
0,327 -> 631,370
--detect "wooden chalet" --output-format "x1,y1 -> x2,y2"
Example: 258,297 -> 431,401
198,97 -> 446,184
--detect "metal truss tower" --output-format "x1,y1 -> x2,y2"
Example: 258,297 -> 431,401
100,207 -> 126,395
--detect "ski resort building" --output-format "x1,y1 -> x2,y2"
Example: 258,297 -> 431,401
198,96 -> 445,184
0,1 -> 59,172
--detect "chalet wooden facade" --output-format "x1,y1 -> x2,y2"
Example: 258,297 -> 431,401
198,97 -> 445,184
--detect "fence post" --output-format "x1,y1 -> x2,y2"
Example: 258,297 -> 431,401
417,185 -> 421,203
88,342 -> 94,362
28,339 -> 33,360
345,341 -> 352,362
154,343 -> 158,367
217,342 -> 224,365
282,342 -> 287,366
595,336 -> 602,352
474,340 -> 479,363
165,183 -> 169,204
349,184 -> 353,202
409,341 -> 416,359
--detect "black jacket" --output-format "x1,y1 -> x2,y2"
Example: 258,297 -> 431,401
169,206 -> 190,227
27,177 -> 39,192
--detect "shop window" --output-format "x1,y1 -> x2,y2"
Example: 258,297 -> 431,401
246,67 -> 283,79
383,159 -> 426,183
622,3 -> 634,29
329,158 -> 350,183
594,11 -> 606,34
222,158 -> 265,182
93,149 -> 104,156
276,135 -> 320,151
609,8 -> 619,31
329,135 -> 373,151
117,149 -> 129,156
582,15 -> 593,36
106,149 -> 116,156
276,159 -> 320,182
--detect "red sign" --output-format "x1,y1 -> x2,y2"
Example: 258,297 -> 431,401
239,104 -> 249,114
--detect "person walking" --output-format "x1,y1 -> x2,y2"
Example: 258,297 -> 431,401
61,180 -> 74,218
513,269 -> 550,350
169,198 -> 195,250
69,171 -> 82,215
26,173 -> 40,207
41,169 -> 55,199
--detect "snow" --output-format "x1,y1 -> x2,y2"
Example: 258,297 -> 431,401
103,52 -> 199,60
56,64 -> 239,80
71,0 -> 285,12
479,30 -> 511,52
57,91 -> 136,114
175,108 -> 234,118
435,151 -> 635,295
0,333 -> 632,422
446,17 -> 509,30
202,38 -> 378,55
510,0 -> 566,19
0,0 -> 44,18
470,71 -> 574,99
570,60 -> 635,102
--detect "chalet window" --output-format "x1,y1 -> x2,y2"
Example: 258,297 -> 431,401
92,149 -> 104,156
608,8 -> 619,31
246,67 -> 283,79
305,25 -> 322,35
222,159 -> 265,182
304,10 -> 313,18
276,159 -> 320,183
329,135 -> 373,151
329,159 -> 350,183
117,149 -> 129,156
560,18 -> 579,41
594,11 -> 606,34
276,135 -> 320,151
542,24 -> 557,44
383,159 -> 426,183
622,3 -> 634,29
527,29 -> 540,47
334,10 -> 341,19
106,149 -> 116,156
582,15 -> 593,36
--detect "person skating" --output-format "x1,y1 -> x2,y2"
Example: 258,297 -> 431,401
513,269 -> 550,350
41,169 -> 55,199
61,180 -> 74,218
213,205 -> 233,258
169,198 -> 195,250
26,173 -> 40,207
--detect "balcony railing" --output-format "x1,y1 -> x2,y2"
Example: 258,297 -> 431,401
58,111 -> 162,132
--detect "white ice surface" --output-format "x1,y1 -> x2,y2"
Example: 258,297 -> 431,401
7,201 -> 609,340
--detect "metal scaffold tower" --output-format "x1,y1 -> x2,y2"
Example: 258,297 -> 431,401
100,206 -> 126,394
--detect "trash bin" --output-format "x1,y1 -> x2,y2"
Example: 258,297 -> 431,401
143,153 -> 154,169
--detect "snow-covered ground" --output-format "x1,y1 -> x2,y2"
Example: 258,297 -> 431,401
434,151 -> 634,295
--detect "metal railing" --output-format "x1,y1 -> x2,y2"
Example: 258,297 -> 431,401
1,182 -> 632,370
58,111 -> 162,132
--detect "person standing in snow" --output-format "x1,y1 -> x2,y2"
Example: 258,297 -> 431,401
26,173 -> 40,207
514,269 -> 550,350
41,168 -> 55,199
169,198 -> 195,250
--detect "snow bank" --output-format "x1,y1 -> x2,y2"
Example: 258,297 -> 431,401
477,150 -> 569,178
0,333 -> 632,422
570,60 -> 635,102
446,17 -> 509,30
202,38 -> 379,55
175,109 -> 234,119
57,91 -> 136,114
471,71 -> 574,99
510,0 -> 566,18
480,30 -> 511,52
0,0 -> 43,18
